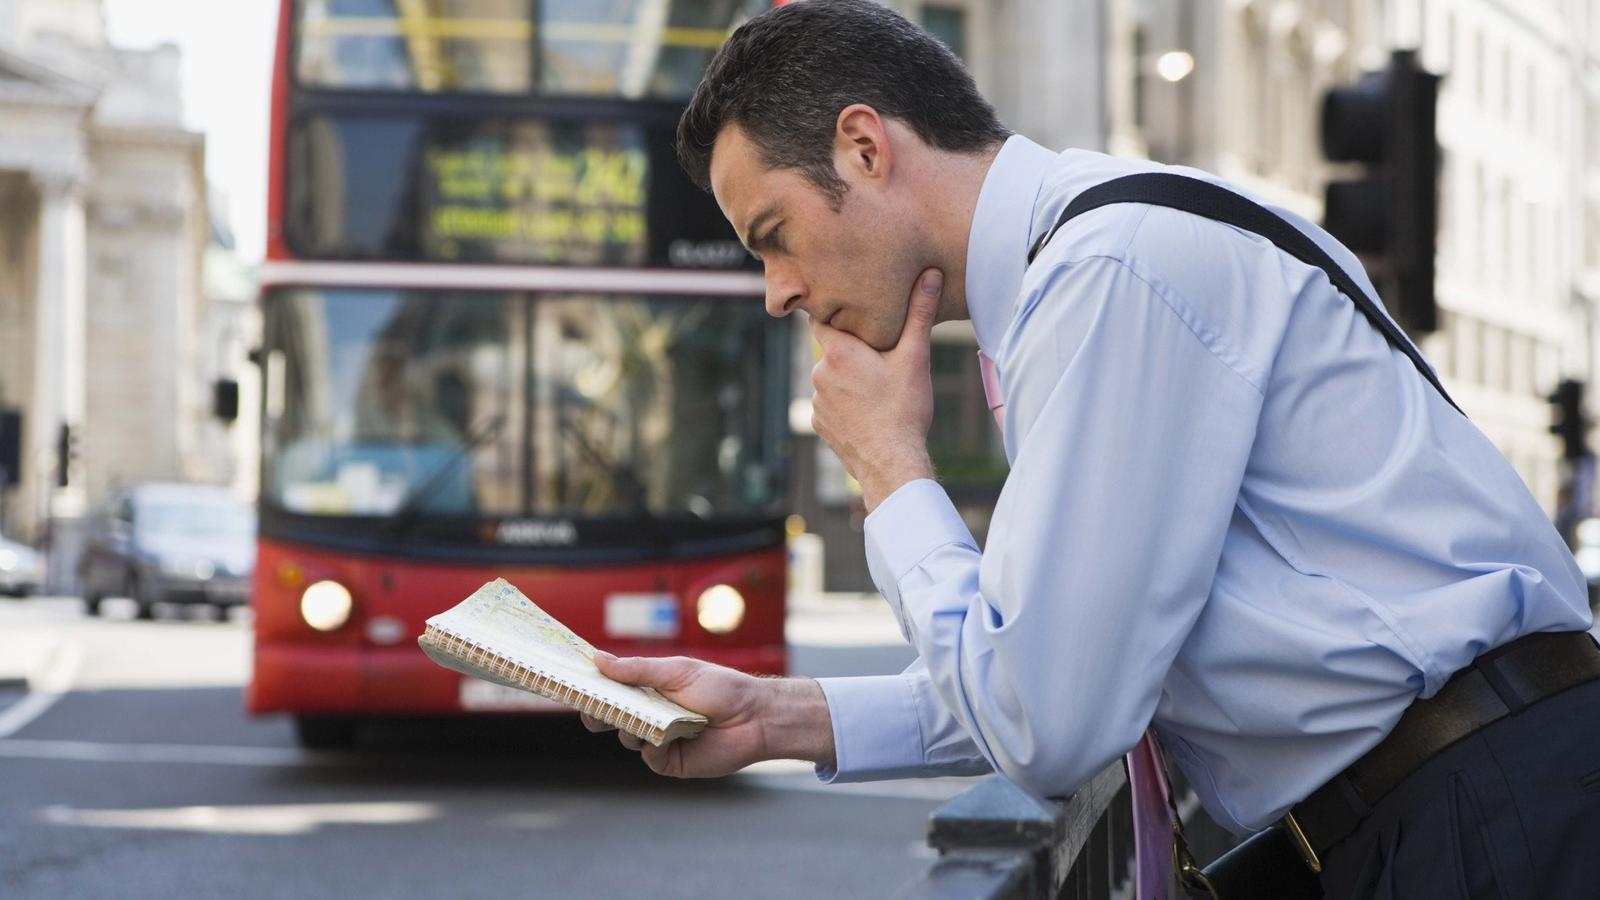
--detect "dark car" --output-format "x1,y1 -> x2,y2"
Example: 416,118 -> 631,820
0,533 -> 44,597
80,483 -> 255,619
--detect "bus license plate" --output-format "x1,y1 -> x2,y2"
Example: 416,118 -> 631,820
458,677 -> 566,712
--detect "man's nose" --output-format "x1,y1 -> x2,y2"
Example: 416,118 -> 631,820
763,264 -> 804,318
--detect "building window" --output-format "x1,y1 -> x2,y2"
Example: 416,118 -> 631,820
1457,316 -> 1482,386
928,343 -> 1006,488
1443,11 -> 1456,72
920,4 -> 967,60
1501,46 -> 1514,123
1526,65 -> 1539,137
1500,178 -> 1514,289
1473,32 -> 1485,106
1132,22 -> 1148,132
1437,147 -> 1453,266
1472,162 -> 1487,278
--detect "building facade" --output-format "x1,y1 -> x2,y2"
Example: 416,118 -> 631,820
0,0 -> 229,586
1111,0 -> 1594,516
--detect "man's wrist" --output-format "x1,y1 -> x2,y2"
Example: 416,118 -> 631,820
861,451 -> 935,512
756,677 -> 837,768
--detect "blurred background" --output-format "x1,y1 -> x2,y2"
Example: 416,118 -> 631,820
1,1 -> 1597,898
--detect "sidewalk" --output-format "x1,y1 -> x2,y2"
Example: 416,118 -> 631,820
785,590 -> 907,647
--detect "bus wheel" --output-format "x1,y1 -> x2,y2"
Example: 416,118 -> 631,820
295,716 -> 359,750
83,592 -> 102,617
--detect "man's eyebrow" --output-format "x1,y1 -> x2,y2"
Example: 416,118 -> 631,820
743,206 -> 780,253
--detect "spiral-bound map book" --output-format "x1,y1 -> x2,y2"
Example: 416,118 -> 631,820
418,578 -> 707,747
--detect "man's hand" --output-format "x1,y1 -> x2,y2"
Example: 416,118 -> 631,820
580,652 -> 835,777
810,268 -> 943,511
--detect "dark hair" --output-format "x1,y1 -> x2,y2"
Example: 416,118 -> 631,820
677,0 -> 1009,205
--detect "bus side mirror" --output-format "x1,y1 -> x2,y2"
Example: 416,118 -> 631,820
213,378 -> 240,424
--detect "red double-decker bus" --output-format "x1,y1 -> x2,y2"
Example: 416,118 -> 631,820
250,0 -> 790,747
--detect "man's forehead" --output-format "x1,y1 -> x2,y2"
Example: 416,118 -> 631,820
708,125 -> 766,223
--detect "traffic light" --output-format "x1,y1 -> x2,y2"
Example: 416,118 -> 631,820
1549,379 -> 1590,461
1320,49 -> 1441,335
0,409 -> 19,487
213,378 -> 240,424
54,422 -> 79,488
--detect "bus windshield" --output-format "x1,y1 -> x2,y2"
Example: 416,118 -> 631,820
261,287 -> 788,522
294,0 -> 766,98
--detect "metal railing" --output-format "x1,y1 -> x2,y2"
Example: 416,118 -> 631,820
900,764 -> 1240,900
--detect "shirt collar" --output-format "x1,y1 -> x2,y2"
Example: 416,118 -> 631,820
964,134 -> 1061,356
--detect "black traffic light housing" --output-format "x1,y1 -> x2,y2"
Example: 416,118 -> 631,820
55,422 -> 79,489
213,378 -> 240,424
0,409 -> 19,488
1549,379 -> 1590,461
1320,49 -> 1441,335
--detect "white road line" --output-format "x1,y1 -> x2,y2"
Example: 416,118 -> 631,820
0,641 -> 82,740
0,738 -> 352,767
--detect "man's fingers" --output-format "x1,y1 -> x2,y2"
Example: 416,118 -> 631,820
809,312 -> 845,354
618,730 -> 645,752
579,713 -> 615,733
894,267 -> 943,352
641,740 -> 680,777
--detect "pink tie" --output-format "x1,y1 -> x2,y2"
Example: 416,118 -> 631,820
978,351 -> 1175,899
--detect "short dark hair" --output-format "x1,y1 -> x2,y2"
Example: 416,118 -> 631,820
677,0 -> 1010,205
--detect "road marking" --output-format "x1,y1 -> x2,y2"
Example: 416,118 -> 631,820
37,801 -> 439,836
0,641 -> 82,739
0,738 -> 353,767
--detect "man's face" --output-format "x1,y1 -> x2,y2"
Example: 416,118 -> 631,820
708,125 -> 925,351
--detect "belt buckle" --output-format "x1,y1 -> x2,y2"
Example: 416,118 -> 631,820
1173,837 -> 1221,900
1282,811 -> 1323,874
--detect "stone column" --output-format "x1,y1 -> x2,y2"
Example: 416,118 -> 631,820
31,172 -> 88,527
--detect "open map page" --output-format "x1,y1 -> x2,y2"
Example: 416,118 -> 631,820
422,578 -> 704,730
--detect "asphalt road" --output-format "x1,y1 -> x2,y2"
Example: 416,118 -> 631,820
0,596 -> 962,900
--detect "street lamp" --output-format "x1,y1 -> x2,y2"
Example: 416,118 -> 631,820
1154,50 -> 1195,83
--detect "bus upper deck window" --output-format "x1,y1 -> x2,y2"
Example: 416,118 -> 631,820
538,0 -> 765,100
296,0 -> 533,94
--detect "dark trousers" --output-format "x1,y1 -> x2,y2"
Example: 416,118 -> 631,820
1318,676 -> 1600,899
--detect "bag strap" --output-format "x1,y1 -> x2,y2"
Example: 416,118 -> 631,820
1026,172 -> 1462,417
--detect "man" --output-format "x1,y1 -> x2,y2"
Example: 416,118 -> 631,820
582,2 -> 1600,895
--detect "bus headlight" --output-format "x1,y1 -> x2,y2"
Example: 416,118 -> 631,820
301,580 -> 353,632
696,584 -> 745,635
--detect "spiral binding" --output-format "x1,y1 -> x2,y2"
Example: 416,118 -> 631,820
422,624 -> 664,745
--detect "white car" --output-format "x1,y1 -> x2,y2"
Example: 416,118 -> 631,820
0,534 -> 44,598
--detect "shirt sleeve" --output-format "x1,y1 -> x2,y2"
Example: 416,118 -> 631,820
857,253 -> 1266,798
812,656 -> 995,783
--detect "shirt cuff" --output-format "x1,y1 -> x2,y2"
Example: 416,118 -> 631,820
863,478 -> 977,620
812,674 -> 926,783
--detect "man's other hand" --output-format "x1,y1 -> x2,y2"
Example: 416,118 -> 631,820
809,267 -> 943,511
579,652 -> 835,778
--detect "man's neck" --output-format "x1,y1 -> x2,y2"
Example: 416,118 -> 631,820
913,141 -> 1004,324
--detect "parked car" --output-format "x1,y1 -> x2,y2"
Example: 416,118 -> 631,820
80,483 -> 255,619
0,533 -> 44,598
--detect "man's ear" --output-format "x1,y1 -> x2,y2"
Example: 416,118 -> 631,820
834,104 -> 892,182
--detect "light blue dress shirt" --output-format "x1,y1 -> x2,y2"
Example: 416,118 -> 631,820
813,135 -> 1593,833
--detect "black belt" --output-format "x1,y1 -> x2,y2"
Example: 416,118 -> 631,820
1282,630 -> 1600,872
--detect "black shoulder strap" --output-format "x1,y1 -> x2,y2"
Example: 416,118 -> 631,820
1026,172 -> 1462,417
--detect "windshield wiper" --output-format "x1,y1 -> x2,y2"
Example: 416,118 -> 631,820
557,407 -> 651,515
386,414 -> 507,537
